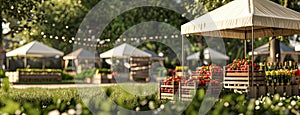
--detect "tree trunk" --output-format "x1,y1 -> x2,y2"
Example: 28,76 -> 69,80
284,0 -> 289,8
0,0 -> 4,70
270,37 -> 281,62
0,0 -> 3,49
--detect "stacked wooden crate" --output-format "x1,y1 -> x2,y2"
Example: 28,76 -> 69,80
179,81 -> 198,101
223,66 -> 300,98
159,80 -> 221,101
18,70 -> 62,82
130,56 -> 151,82
158,80 -> 179,100
223,64 -> 266,92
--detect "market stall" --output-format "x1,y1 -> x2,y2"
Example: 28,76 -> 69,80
6,41 -> 64,82
100,43 -> 152,82
180,0 -> 300,98
6,40 -> 64,68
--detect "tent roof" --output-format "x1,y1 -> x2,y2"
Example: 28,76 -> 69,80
181,0 -> 300,38
187,48 -> 229,60
143,50 -> 164,60
6,41 -> 64,57
249,43 -> 300,55
100,43 -> 151,58
63,48 -> 98,60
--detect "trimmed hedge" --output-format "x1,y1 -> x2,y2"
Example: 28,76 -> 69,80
17,69 -> 62,73
1,85 -> 300,114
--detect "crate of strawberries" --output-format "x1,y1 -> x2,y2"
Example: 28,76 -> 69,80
225,57 -> 261,76
159,76 -> 181,100
197,64 -> 223,80
159,65 -> 221,101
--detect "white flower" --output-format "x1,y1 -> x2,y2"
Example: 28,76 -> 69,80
136,107 -> 140,111
160,104 -> 164,109
291,100 -> 296,106
68,109 -> 76,115
15,110 -> 21,115
48,110 -> 60,115
278,102 -> 283,106
255,100 -> 260,105
255,106 -> 260,110
224,102 -> 229,107
61,113 -> 68,115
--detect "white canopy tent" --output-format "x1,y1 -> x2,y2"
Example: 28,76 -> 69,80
6,41 -> 64,68
100,43 -> 151,58
249,43 -> 300,62
181,0 -> 300,87
181,0 -> 300,38
187,48 -> 230,60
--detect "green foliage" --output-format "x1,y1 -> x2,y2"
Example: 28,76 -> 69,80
17,69 -> 62,72
0,69 -> 5,78
62,72 -> 74,80
0,86 -> 300,114
74,68 -> 97,80
0,97 -> 21,114
97,68 -> 110,74
1,77 -> 10,92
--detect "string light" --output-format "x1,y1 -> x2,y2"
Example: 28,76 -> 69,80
40,33 -> 181,48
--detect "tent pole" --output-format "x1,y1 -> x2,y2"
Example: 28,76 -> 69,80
64,60 -> 69,69
42,58 -> 45,69
251,26 -> 254,87
6,58 -> 9,71
24,56 -> 27,68
244,30 -> 247,57
182,35 -> 185,78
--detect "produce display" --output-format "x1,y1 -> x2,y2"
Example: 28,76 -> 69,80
160,65 -> 221,94
224,57 -> 300,87
198,64 -> 223,77
264,61 -> 300,86
225,57 -> 260,72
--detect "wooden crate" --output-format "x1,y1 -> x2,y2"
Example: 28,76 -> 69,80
223,66 -> 266,93
130,56 -> 151,82
158,81 -> 179,100
292,76 -> 300,85
159,80 -> 222,101
18,71 -> 62,82
249,85 -> 299,98
223,69 -> 250,93
179,81 -> 198,101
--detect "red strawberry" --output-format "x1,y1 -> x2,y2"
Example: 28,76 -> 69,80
204,79 -> 210,83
